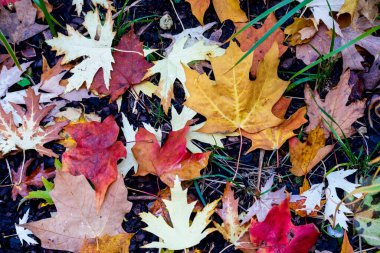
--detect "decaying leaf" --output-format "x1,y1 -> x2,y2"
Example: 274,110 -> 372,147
284,17 -> 318,46
23,171 -> 132,252
46,9 -> 115,92
91,29 -> 153,101
289,126 -> 334,176
132,125 -> 210,186
250,197 -> 320,253
80,233 -> 133,253
72,0 -> 114,15
0,0 -> 48,43
338,0 -> 380,27
144,35 -> 224,112
235,13 -> 287,76
139,176 -> 219,250
0,88 -> 67,157
305,70 -> 366,138
184,42 -> 288,134
214,183 -> 249,246
62,116 -> 126,210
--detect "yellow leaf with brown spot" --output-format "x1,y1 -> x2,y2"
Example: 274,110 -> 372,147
184,42 -> 288,134
284,17 -> 317,46
289,126 -> 334,176
213,0 -> 247,23
80,234 -> 133,253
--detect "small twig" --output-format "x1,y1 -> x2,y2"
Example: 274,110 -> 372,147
257,149 -> 265,190
233,128 -> 243,181
5,159 -> 12,185
169,0 -> 185,30
17,150 -> 26,185
112,48 -> 143,56
128,195 -> 157,201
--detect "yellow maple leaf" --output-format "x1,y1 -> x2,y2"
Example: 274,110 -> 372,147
80,233 -> 133,253
184,42 -> 289,134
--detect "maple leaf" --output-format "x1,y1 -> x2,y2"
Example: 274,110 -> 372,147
171,105 -> 228,153
132,125 -> 211,186
0,88 -> 67,157
241,175 -> 287,223
0,0 -> 48,43
243,106 -> 307,152
298,0 -> 344,36
184,42 -> 288,134
91,29 -> 153,101
289,126 -> 334,176
250,197 -> 320,253
46,9 -> 115,92
118,113 -> 138,176
144,35 -> 225,113
72,0 -> 114,15
235,13 -> 288,76
139,176 -> 219,250
214,183 -> 249,246
305,70 -> 366,138
300,182 -> 324,215
325,169 -> 360,230
80,234 -> 133,253
284,17 -> 318,46
0,62 -> 32,97
23,171 -> 132,252
62,116 -> 126,210
11,159 -> 55,200
15,209 -> 38,246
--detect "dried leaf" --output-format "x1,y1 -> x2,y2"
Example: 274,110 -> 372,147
340,231 -> 354,253
289,126 -> 334,176
139,176 -> 219,250
72,0 -> 114,15
118,113 -> 138,176
213,0 -> 247,23
62,116 -> 126,210
185,0 -> 210,25
284,17 -> 318,46
80,233 -> 133,253
235,13 -> 287,76
0,62 -> 32,97
132,125 -> 210,186
23,171 -> 132,252
184,42 -> 288,134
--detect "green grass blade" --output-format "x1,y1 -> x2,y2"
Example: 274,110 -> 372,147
233,0 -> 314,68
33,0 -> 58,37
0,29 -> 22,70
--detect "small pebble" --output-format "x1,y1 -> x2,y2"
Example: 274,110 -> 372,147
160,13 -> 173,30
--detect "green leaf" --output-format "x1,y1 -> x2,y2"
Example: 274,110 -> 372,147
18,177 -> 55,209
17,77 -> 31,87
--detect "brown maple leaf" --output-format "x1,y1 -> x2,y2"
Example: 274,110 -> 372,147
305,70 -> 366,138
0,0 -> 47,43
235,13 -> 287,76
11,159 -> 55,200
91,29 -> 153,101
0,88 -> 68,157
23,171 -> 132,252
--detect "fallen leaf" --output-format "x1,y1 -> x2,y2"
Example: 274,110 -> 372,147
144,35 -> 224,112
40,57 -> 71,86
171,105 -> 228,153
337,0 -> 358,26
361,56 -> 379,90
23,171 -> 132,252
15,209 -> 38,246
80,233 -> 133,253
300,182 -> 325,215
338,0 -> 379,27
243,106 -> 307,152
72,0 -> 114,15
139,176 -> 219,250
54,107 -> 101,123
0,0 -> 47,43
214,183 -> 249,246
62,116 -> 126,210
213,0 -> 247,23
304,70 -> 366,138
91,29 -> 153,101
250,197 -> 320,253
184,42 -> 288,134
11,160 -> 55,200
185,0 -> 210,25
132,125 -> 210,186
20,177 -> 55,207
46,9 -> 115,92
242,175 -> 287,223
0,88 -> 67,157
284,17 -> 318,46
289,126 -> 334,176
235,13 -> 287,76
118,113 -> 138,176
0,62 -> 32,97
341,231 -> 354,253
33,0 -> 53,20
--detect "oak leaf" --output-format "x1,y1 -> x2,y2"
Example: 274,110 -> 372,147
289,126 -> 334,176
235,13 -> 287,76
214,182 -> 249,246
0,88 -> 67,157
250,197 -> 320,253
46,9 -> 115,92
139,176 -> 219,250
91,29 -> 153,101
184,42 -> 288,134
0,0 -> 47,43
132,125 -> 210,186
23,171 -> 132,252
80,234 -> 133,253
62,115 -> 126,210
304,70 -> 366,138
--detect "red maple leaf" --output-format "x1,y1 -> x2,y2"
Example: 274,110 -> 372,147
132,125 -> 211,186
62,116 -> 126,210
250,197 -> 320,253
1,0 -> 16,6
91,29 -> 153,101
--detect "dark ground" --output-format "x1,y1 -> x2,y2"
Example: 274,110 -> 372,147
0,0 -> 379,252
